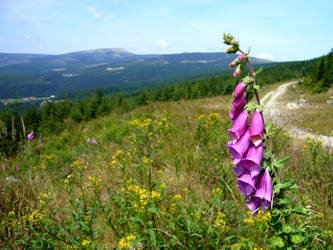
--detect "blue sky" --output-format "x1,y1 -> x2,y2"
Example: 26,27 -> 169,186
0,0 -> 332,61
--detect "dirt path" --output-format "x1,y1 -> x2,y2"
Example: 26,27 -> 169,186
262,81 -> 333,149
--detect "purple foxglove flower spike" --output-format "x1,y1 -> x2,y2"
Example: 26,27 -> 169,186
232,92 -> 247,110
27,131 -> 34,140
86,138 -> 91,143
233,81 -> 246,97
229,110 -> 248,143
237,171 -> 258,196
252,169 -> 273,209
249,110 -> 264,147
233,65 -> 241,77
228,129 -> 251,164
92,139 -> 98,145
16,165 -> 20,171
2,165 -> 6,171
238,144 -> 263,178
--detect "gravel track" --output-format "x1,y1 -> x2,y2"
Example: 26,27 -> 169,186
262,81 -> 333,149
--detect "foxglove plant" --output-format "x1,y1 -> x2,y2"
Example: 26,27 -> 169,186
223,33 -> 315,248
27,131 -> 34,140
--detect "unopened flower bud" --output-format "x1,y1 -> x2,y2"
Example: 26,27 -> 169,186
226,46 -> 238,54
238,54 -> 245,62
231,39 -> 238,46
233,65 -> 241,77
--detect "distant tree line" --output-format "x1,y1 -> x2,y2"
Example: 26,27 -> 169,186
300,52 -> 333,93
0,56 -> 323,157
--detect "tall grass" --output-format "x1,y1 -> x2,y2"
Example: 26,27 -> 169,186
1,95 -> 332,248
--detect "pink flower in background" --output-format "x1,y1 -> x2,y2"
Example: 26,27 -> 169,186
86,138 -> 91,143
27,131 -> 34,140
249,110 -> 264,147
2,165 -> 6,171
92,139 -> 98,145
16,165 -> 20,171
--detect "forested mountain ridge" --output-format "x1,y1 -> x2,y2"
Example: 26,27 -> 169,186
0,49 -> 271,99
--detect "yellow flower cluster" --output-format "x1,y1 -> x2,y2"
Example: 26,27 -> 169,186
118,234 -> 136,249
88,176 -> 102,187
110,149 -> 129,168
143,156 -> 153,165
244,211 -> 271,224
81,239 -> 91,247
212,187 -> 223,195
129,118 -> 152,129
151,190 -> 161,199
197,113 -> 224,128
215,211 -> 226,230
39,192 -> 50,206
173,194 -> 183,201
20,209 -> 47,224
70,160 -> 88,171
64,173 -> 75,184
126,185 -> 162,211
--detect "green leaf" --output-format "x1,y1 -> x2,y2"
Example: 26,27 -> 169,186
282,224 -> 292,234
279,197 -> 293,205
264,119 -> 273,132
148,207 -> 160,214
274,180 -> 298,194
271,237 -> 285,248
148,228 -> 157,248
255,66 -> 263,76
291,234 -> 304,244
253,85 -> 261,91
274,156 -> 291,169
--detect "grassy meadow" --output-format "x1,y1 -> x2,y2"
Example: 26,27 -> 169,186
1,92 -> 332,248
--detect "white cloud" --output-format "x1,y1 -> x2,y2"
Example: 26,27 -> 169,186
154,40 -> 168,49
87,6 -> 101,19
257,53 -> 274,61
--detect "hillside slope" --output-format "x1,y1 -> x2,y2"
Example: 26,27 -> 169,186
0,50 -> 271,98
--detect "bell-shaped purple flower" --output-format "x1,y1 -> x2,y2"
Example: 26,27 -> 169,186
245,198 -> 260,213
16,165 -> 20,171
92,139 -> 98,145
2,165 -> 6,171
232,92 -> 247,110
86,138 -> 91,143
249,110 -> 264,147
238,144 -> 263,178
233,166 -> 245,177
228,129 -> 251,164
27,131 -> 34,140
229,108 -> 242,121
233,81 -> 246,97
229,110 -> 248,143
252,169 -> 273,209
237,171 -> 258,196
